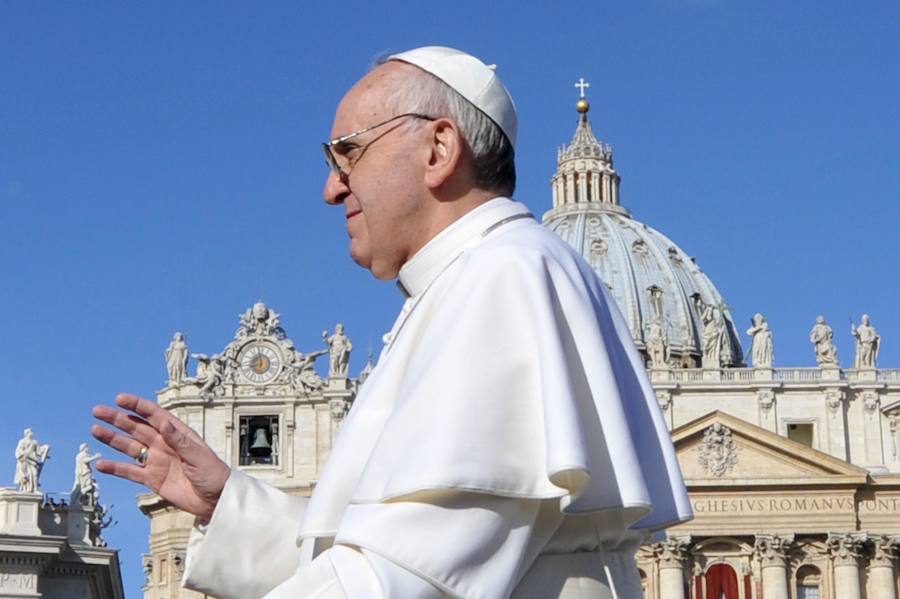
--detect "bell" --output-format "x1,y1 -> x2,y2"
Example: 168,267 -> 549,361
249,428 -> 271,455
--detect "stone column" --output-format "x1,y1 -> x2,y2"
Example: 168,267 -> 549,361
754,534 -> 793,599
824,388 -> 849,461
827,533 -> 867,599
653,535 -> 691,599
868,535 -> 900,599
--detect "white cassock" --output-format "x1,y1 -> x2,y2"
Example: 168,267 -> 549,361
183,198 -> 692,598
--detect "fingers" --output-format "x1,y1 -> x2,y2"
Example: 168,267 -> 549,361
92,405 -> 157,446
115,393 -> 202,443
91,424 -> 145,460
96,392 -> 218,469
95,458 -> 147,486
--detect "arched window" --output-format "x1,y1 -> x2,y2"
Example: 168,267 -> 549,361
705,563 -> 739,599
796,565 -> 822,599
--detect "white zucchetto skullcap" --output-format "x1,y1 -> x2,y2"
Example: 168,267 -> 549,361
388,46 -> 517,147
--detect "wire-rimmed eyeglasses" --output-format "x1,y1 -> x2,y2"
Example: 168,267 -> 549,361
322,112 -> 435,184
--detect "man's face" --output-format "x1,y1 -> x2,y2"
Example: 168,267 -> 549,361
323,63 -> 433,280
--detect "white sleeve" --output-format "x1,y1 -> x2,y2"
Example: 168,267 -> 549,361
264,493 -> 553,599
262,545 -> 441,599
181,469 -> 309,599
184,472 -> 547,598
331,492 -> 554,599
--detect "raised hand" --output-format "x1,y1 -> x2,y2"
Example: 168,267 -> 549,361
91,393 -> 230,523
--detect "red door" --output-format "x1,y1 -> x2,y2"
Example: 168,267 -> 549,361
705,563 -> 740,599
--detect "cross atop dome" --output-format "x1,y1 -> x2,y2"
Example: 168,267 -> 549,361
574,77 -> 591,114
574,77 -> 590,98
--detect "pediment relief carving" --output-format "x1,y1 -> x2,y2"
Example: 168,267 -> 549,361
672,411 -> 869,484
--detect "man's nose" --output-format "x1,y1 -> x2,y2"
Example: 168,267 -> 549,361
323,170 -> 349,205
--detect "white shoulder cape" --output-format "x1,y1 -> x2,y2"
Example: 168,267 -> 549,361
299,199 -> 691,540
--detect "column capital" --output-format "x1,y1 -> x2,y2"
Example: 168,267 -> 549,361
869,534 -> 900,568
656,390 -> 672,412
754,533 -> 794,567
757,388 -> 776,413
826,532 -> 868,566
653,535 -> 692,569
825,388 -> 846,415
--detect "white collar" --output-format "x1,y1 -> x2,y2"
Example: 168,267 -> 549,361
397,197 -> 530,297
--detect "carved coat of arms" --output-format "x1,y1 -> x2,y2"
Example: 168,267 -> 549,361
698,422 -> 739,477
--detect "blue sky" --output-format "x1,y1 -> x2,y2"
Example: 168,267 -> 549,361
2,2 -> 898,595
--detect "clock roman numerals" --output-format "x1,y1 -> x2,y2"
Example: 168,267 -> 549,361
238,343 -> 281,384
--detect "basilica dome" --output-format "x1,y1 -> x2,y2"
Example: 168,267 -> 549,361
542,95 -> 743,367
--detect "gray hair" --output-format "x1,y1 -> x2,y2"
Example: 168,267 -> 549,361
374,56 -> 516,196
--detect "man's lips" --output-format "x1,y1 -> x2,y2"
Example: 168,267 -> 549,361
345,209 -> 362,220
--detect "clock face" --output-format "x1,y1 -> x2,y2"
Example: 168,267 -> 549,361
239,343 -> 281,384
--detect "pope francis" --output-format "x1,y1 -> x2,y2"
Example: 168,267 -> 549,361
92,46 -> 692,599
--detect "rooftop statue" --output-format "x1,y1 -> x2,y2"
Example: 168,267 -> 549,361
851,314 -> 880,369
323,323 -> 352,378
165,332 -> 189,386
810,315 -> 839,367
289,347 -> 327,392
747,313 -> 774,368
694,296 -> 732,368
72,442 -> 101,506
236,301 -> 285,339
192,353 -> 224,399
645,318 -> 669,368
14,428 -> 50,494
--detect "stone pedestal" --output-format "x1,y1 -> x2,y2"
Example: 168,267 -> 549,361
326,377 -> 350,391
855,369 -> 877,382
702,369 -> 721,383
827,533 -> 866,599
821,367 -> 842,381
753,368 -> 773,382
0,490 -> 42,536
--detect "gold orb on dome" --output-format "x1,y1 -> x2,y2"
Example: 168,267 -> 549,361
576,98 -> 590,113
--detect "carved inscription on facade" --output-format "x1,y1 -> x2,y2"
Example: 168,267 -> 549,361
0,572 -> 37,590
692,496 -> 855,514
858,497 -> 900,514
690,495 -> 900,516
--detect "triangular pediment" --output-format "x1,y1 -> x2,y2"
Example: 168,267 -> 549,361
672,411 -> 869,487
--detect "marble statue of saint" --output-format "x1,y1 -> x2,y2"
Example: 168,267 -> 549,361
746,313 -> 774,368
809,315 -> 838,366
165,332 -> 189,386
323,323 -> 353,378
14,428 -> 50,493
645,318 -> 669,368
851,314 -> 880,369
717,308 -> 735,367
696,297 -> 722,368
72,443 -> 101,505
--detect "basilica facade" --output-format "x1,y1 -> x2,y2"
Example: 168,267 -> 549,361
139,95 -> 900,599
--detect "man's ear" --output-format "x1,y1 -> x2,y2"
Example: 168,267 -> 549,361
423,118 -> 464,190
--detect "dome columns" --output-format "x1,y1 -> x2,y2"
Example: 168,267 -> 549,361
549,81 -> 623,213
